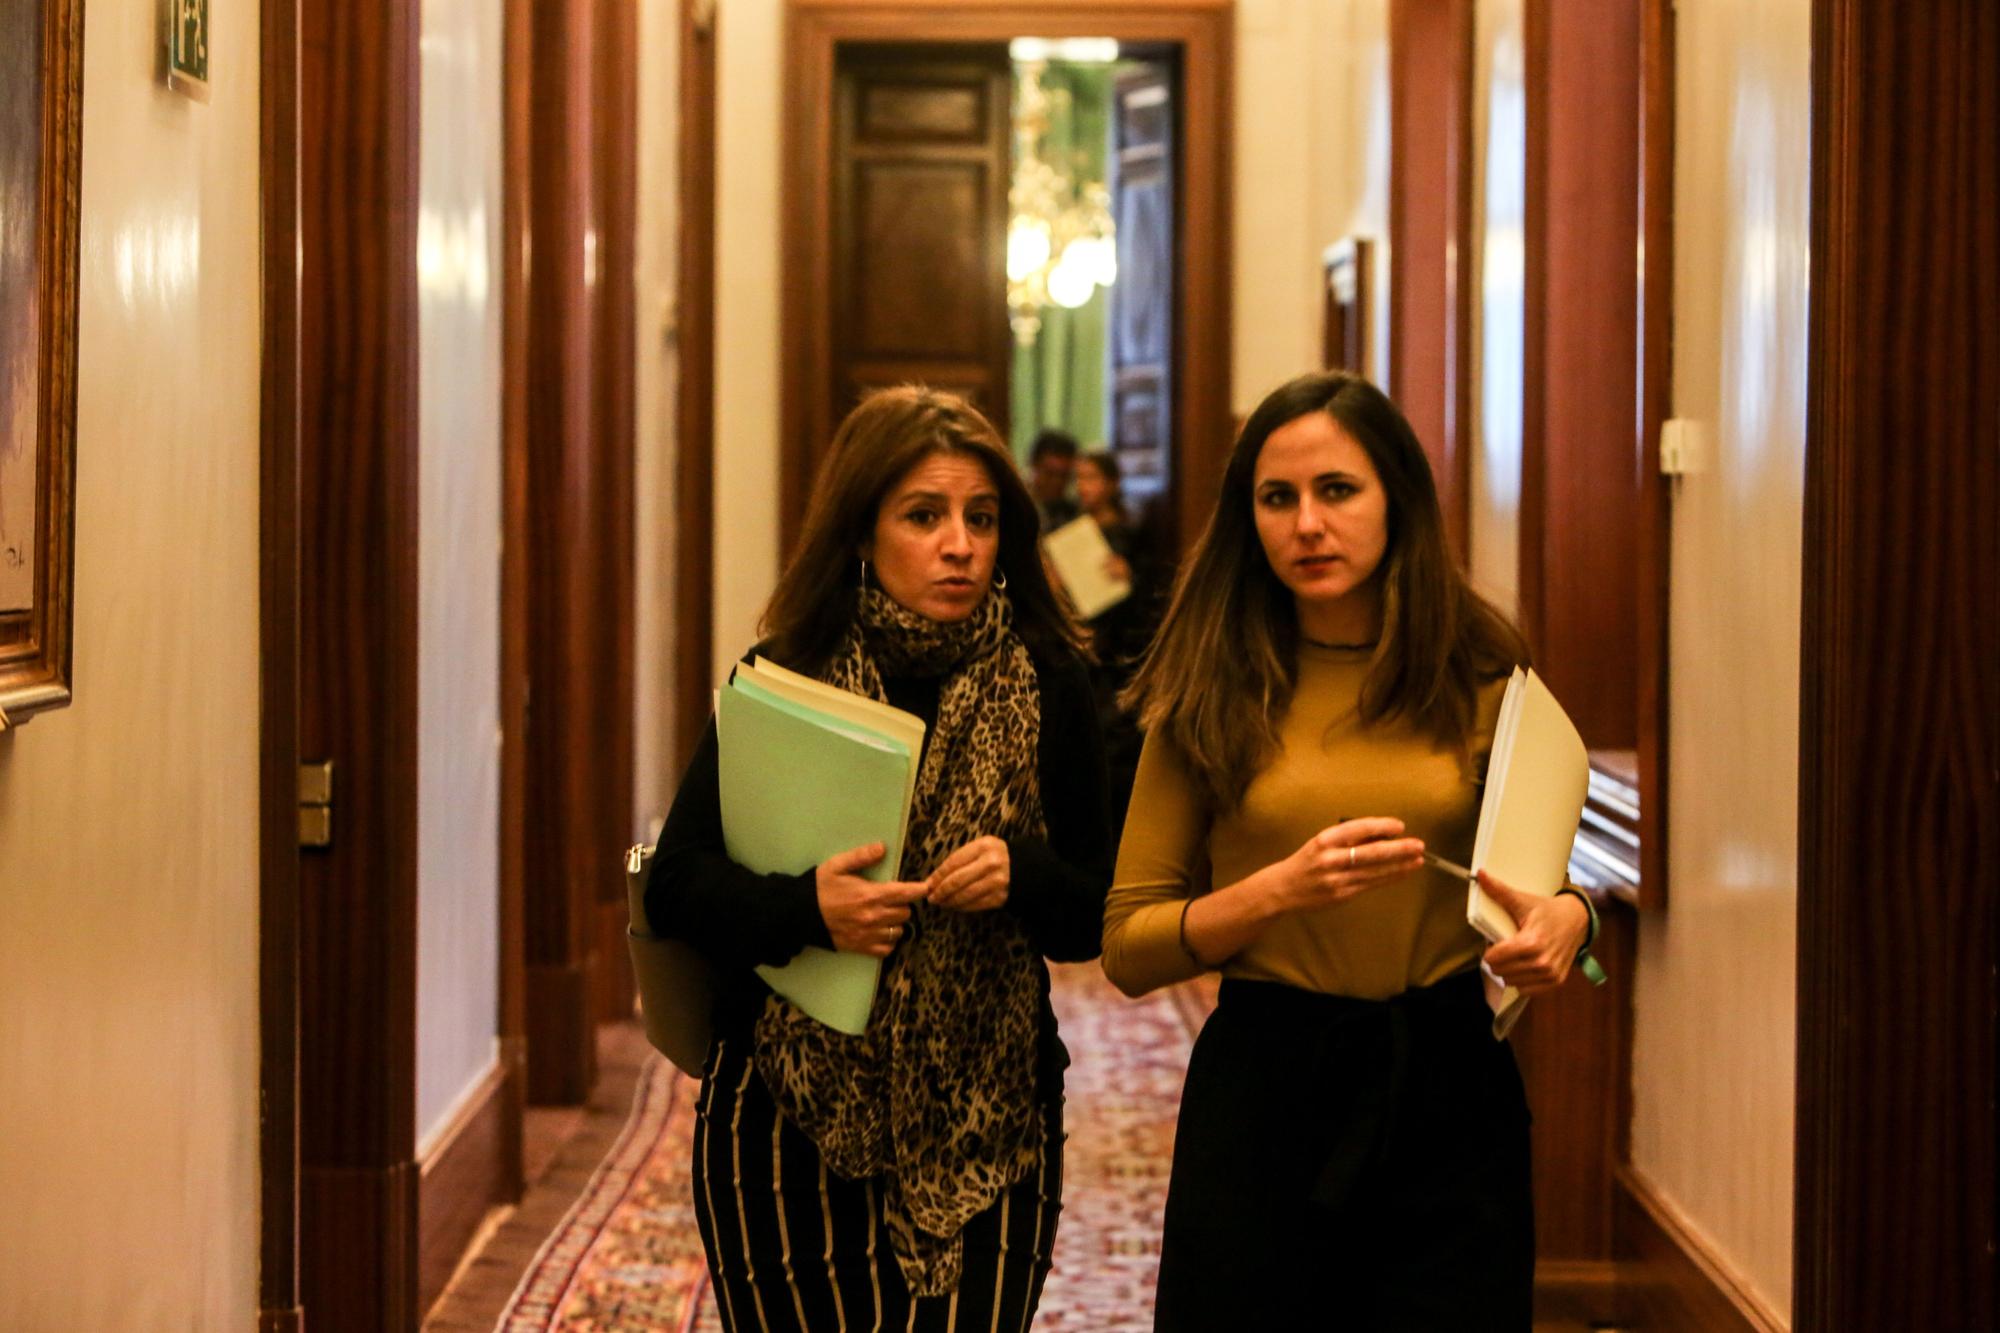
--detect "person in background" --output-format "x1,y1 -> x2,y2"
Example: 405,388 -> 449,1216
648,386 -> 1112,1330
1026,427 -> 1081,531
1102,370 -> 1597,1330
1072,449 -> 1164,839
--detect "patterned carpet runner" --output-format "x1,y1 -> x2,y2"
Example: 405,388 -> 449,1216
497,962 -> 1209,1331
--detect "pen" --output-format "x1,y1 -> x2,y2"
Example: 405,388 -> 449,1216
1423,851 -> 1475,881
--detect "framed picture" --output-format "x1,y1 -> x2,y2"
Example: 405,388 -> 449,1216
0,0 -> 82,727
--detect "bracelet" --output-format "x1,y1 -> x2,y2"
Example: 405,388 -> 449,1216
1553,884 -> 1600,948
1553,885 -> 1608,987
1177,897 -> 1202,965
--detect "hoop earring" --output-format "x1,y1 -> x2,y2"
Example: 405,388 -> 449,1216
993,567 -> 1009,592
858,557 -> 870,588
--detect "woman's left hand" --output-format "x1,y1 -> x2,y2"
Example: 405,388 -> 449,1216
927,836 -> 1010,913
1477,871 -> 1591,996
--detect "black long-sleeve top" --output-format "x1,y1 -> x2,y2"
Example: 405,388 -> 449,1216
646,643 -> 1113,1094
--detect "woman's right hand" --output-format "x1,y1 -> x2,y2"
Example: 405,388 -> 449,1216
816,842 -> 930,957
1271,818 -> 1426,913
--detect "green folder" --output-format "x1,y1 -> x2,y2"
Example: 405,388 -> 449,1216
717,672 -> 916,1034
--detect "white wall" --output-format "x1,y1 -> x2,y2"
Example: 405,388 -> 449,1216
712,0 -> 1387,675
634,0 -> 682,835
0,0 -> 263,1323
712,0 -> 785,684
415,0 -> 505,1151
1629,0 -> 1809,1318
1234,0 -> 1391,413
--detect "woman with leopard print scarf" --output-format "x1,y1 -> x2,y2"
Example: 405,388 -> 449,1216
647,387 -> 1112,1330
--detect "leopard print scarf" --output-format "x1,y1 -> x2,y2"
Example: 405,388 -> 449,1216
753,586 -> 1046,1297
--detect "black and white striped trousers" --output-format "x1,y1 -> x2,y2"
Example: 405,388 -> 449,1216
691,1035 -> 1065,1333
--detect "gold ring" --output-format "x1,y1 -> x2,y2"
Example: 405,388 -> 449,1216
1348,846 -> 1357,870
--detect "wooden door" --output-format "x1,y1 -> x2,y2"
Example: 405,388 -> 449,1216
831,45 -> 1013,437
1109,63 -> 1176,516
1797,1 -> 1998,1325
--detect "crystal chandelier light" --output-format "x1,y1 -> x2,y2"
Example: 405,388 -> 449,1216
1007,51 -> 1119,347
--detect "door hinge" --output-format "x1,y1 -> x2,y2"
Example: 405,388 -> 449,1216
298,760 -> 334,849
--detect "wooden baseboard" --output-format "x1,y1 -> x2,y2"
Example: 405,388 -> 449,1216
527,958 -> 600,1104
301,1159 -> 418,1331
418,1058 -> 512,1318
1534,1258 -> 1621,1325
1615,1166 -> 1788,1332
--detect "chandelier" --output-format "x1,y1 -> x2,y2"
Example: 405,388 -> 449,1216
1007,56 -> 1118,347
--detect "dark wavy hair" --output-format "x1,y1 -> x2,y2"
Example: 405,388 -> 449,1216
1123,371 -> 1528,810
760,386 -> 1086,673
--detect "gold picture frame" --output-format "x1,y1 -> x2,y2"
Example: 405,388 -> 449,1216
0,0 -> 83,728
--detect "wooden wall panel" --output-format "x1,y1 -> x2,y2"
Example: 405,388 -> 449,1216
591,0 -> 640,1027
522,0 -> 605,1105
1519,0 -> 1641,751
1513,897 -> 1634,1270
295,0 -> 423,1323
416,1062 -> 510,1317
1389,0 -> 1474,561
1797,1 -> 1999,1325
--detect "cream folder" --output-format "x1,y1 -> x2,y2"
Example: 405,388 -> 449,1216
1466,667 -> 1590,1035
1041,516 -> 1131,619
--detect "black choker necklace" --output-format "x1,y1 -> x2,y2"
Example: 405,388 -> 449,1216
1303,636 -> 1377,651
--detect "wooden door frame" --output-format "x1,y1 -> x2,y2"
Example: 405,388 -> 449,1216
497,0 -> 533,1209
590,0 -> 641,1027
1796,0 -> 1998,1325
675,0 -> 719,774
1630,0 -> 1673,908
781,0 -> 1235,560
1388,0 -> 1475,562
257,0 -> 303,1325
288,0 -> 424,1324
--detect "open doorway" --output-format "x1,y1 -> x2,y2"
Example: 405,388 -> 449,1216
781,2 -> 1232,564
1003,39 -> 1178,525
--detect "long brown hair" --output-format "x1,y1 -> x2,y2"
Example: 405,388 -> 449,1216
760,386 -> 1086,672
1124,371 -> 1527,810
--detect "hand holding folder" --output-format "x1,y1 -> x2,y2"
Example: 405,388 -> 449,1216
624,661 -> 925,1071
716,660 -> 924,1035
1450,667 -> 1590,1036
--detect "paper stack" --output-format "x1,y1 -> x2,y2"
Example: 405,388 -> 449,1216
1041,516 -> 1131,619
1466,667 -> 1590,1036
715,658 -> 924,1034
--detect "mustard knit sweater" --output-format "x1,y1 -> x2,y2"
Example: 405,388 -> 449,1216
1103,643 -> 1507,1000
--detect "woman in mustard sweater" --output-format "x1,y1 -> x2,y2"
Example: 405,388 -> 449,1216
1103,371 -> 1595,1329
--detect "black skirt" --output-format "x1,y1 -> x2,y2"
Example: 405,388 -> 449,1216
1155,969 -> 1535,1332
691,1034 -> 1064,1333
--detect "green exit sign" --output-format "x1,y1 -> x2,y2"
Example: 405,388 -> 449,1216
168,0 -> 210,102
